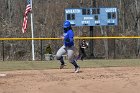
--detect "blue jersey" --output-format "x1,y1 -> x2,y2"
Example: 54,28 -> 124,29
63,29 -> 74,47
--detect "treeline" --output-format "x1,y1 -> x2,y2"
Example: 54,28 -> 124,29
0,0 -> 140,61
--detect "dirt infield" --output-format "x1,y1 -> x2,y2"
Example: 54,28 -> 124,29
0,67 -> 140,93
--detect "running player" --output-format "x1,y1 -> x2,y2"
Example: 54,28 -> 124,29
56,20 -> 80,73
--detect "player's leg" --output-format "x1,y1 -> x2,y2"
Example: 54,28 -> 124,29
80,49 -> 85,61
67,46 -> 80,73
75,54 -> 80,61
56,45 -> 66,69
83,49 -> 87,60
80,53 -> 84,61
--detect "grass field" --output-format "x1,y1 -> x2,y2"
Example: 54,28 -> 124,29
0,59 -> 140,71
1,59 -> 140,93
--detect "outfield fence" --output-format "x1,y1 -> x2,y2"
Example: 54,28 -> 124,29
0,36 -> 140,61
1,36 -> 140,40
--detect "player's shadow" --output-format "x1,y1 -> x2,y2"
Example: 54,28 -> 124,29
64,70 -> 83,73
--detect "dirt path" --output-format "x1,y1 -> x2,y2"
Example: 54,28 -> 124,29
0,67 -> 140,93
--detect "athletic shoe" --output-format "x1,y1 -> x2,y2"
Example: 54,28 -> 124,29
60,64 -> 66,69
75,66 -> 80,73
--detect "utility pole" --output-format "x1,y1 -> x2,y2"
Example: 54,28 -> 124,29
8,0 -> 11,26
89,0 -> 96,58
135,0 -> 140,57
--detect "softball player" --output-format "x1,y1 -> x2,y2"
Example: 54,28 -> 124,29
56,20 -> 80,73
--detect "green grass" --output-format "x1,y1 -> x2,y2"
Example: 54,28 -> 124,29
0,59 -> 140,71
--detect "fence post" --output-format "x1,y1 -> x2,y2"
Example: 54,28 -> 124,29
40,40 -> 43,61
2,40 -> 4,61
